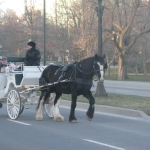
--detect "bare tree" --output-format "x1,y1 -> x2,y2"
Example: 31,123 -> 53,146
24,0 -> 41,41
104,0 -> 150,80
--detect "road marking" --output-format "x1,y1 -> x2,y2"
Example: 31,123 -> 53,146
83,139 -> 125,150
7,119 -> 31,126
95,112 -> 138,120
60,106 -> 138,120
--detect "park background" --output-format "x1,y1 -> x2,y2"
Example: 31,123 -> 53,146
0,0 -> 150,82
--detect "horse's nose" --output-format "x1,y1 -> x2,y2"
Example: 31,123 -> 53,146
100,76 -> 104,82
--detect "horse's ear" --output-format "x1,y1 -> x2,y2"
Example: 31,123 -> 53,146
103,54 -> 106,59
94,54 -> 99,60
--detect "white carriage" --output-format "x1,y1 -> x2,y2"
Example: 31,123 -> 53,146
0,57 -> 55,120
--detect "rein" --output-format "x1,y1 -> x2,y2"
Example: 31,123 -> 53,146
76,62 -> 104,75
67,61 -> 100,85
76,64 -> 93,75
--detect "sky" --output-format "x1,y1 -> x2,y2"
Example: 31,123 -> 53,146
0,0 -> 55,16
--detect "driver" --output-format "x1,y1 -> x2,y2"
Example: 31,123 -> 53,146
24,41 -> 41,66
0,57 -> 7,72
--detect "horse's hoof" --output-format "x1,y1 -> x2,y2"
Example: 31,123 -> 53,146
69,119 -> 78,123
57,117 -> 64,122
49,116 -> 54,119
35,114 -> 43,121
54,116 -> 64,122
35,117 -> 43,121
86,111 -> 94,120
86,115 -> 92,121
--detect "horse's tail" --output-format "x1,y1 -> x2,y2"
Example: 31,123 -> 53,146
39,77 -> 47,86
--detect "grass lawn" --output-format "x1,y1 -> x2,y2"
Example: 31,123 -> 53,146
61,93 -> 150,116
104,67 -> 150,82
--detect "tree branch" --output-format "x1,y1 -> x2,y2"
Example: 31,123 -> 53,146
126,28 -> 150,51
113,34 -> 122,54
113,22 -> 123,32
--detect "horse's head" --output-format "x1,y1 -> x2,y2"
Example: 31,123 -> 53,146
94,54 -> 107,82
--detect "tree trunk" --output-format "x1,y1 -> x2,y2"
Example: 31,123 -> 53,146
143,62 -> 147,75
118,54 -> 126,80
124,61 -> 128,79
142,48 -> 147,75
135,63 -> 138,75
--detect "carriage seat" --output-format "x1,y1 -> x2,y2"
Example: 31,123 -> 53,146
20,66 -> 46,86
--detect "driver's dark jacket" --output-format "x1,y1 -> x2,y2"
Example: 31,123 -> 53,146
0,62 -> 6,72
24,48 -> 41,66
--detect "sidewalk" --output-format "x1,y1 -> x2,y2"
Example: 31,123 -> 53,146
92,80 -> 150,97
92,80 -> 150,89
103,80 -> 150,89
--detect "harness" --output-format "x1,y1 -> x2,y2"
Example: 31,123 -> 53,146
60,61 -> 101,87
39,61 -> 104,91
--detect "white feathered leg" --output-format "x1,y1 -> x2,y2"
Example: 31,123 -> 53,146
48,93 -> 54,118
36,99 -> 44,120
53,99 -> 64,121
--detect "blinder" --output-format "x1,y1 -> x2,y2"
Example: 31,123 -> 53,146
93,61 -> 102,78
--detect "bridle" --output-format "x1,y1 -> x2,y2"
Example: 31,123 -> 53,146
70,61 -> 104,81
93,61 -> 101,78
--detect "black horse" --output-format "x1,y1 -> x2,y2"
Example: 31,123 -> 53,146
36,54 -> 107,122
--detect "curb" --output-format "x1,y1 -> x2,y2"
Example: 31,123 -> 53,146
60,100 -> 150,119
21,97 -> 150,120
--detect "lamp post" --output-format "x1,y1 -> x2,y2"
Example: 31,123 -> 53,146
94,0 -> 107,97
43,0 -> 46,65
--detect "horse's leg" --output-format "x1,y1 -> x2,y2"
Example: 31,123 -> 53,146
53,93 -> 64,122
69,94 -> 77,123
35,91 -> 45,120
83,91 -> 95,121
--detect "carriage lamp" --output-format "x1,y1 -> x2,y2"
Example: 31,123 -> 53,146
21,85 -> 26,89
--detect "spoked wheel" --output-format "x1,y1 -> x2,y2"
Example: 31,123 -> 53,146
44,93 -> 55,118
19,105 -> 24,115
7,89 -> 21,120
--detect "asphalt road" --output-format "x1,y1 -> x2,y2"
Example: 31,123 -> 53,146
0,104 -> 150,150
91,80 -> 150,97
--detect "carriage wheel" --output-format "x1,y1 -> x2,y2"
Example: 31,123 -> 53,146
19,105 -> 24,115
7,89 -> 21,120
44,93 -> 54,118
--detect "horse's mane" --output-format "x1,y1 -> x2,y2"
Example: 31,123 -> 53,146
78,56 -> 94,71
